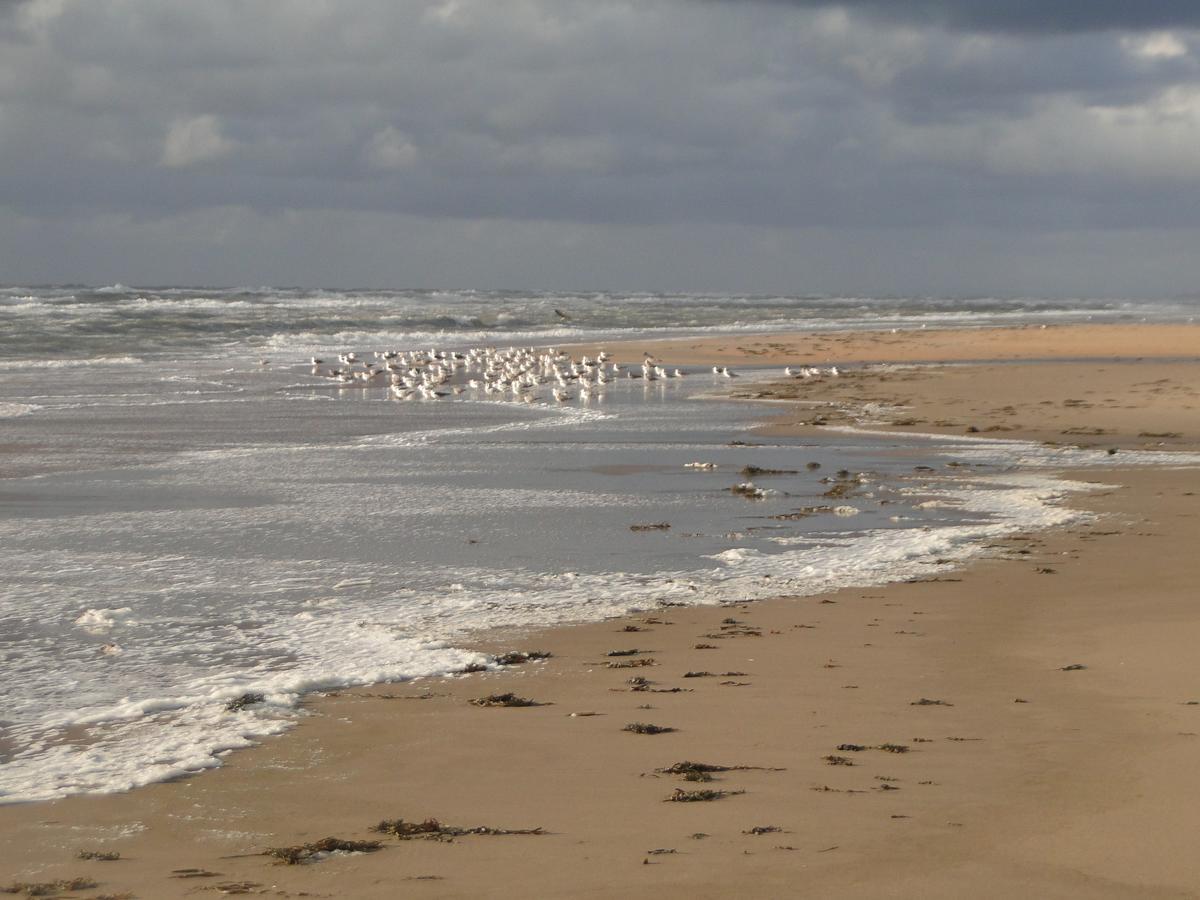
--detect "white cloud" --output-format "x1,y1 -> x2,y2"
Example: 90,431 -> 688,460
161,114 -> 234,167
1122,31 -> 1189,60
364,126 -> 419,169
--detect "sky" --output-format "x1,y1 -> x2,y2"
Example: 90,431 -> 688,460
1,0 -> 1200,295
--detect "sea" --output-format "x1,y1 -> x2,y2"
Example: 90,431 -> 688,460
1,286 -> 1197,804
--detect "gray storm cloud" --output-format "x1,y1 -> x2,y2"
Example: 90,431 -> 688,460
733,0 -> 1200,34
0,0 -> 1199,294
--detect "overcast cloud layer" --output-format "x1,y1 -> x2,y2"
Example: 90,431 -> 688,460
2,0 -> 1200,294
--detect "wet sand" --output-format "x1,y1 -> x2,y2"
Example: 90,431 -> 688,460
2,323 -> 1199,899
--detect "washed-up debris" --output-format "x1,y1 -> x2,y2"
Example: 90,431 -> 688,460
608,658 -> 657,669
1,878 -> 99,896
740,465 -> 797,477
683,671 -> 713,678
878,743 -> 910,754
823,755 -> 854,766
666,788 -> 744,802
494,651 -> 552,666
469,693 -> 542,707
811,786 -> 866,794
170,868 -> 221,879
1061,664 -> 1087,671
211,881 -> 262,895
624,722 -> 676,735
224,693 -> 264,712
76,850 -> 120,861
646,848 -> 677,855
264,837 -> 382,865
607,648 -> 642,657
837,743 -> 867,752
911,698 -> 953,707
630,523 -> 671,532
372,819 -> 544,841
744,826 -> 784,835
656,761 -> 783,777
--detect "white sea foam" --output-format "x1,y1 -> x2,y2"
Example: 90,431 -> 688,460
0,356 -> 143,369
0,463 -> 1103,804
0,402 -> 41,417
74,607 -> 135,633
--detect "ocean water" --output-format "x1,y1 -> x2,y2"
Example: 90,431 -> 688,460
1,287 -> 1197,804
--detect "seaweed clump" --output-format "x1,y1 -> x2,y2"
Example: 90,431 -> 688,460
744,825 -> 783,835
372,819 -> 544,841
76,850 -> 121,861
494,651 -> 552,666
470,693 -> 542,707
665,788 -> 744,802
623,722 -> 676,735
1,879 -> 98,896
264,837 -> 382,865
225,693 -> 264,712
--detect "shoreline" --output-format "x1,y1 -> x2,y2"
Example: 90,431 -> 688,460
2,322 -> 1199,898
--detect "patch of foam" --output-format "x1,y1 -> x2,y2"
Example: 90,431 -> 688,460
74,607 -> 135,633
0,402 -> 41,417
0,356 -> 143,369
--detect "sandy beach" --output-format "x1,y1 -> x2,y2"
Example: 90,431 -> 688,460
2,323 -> 1199,899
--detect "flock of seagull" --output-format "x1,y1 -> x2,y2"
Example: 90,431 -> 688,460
304,345 -> 839,403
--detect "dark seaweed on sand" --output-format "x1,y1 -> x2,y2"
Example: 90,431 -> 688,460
624,722 -> 676,735
657,761 -> 783,777
264,838 -> 383,865
665,788 -> 745,802
372,819 -> 545,841
469,693 -> 543,707
2,878 -> 100,896
608,658 -> 656,669
76,849 -> 120,861
494,651 -> 552,666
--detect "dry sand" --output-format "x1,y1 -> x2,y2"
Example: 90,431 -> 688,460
2,323 -> 1199,899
